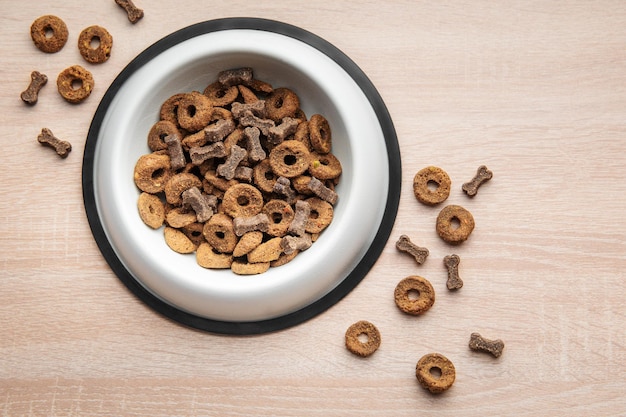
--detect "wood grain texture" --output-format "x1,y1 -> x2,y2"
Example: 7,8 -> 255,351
1,1 -> 625,416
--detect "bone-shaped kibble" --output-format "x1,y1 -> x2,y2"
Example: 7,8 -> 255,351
189,142 -> 226,165
469,332 -> 505,358
21,71 -> 48,105
443,254 -> 463,290
268,117 -> 299,145
182,186 -> 216,223
233,213 -> 270,236
239,111 -> 275,136
231,100 -> 266,119
114,0 -> 144,23
243,127 -> 266,162
288,200 -> 311,237
217,144 -> 247,180
218,67 -> 253,87
281,233 -> 312,255
273,176 -> 297,204
308,177 -> 338,205
37,128 -> 71,158
462,165 -> 493,197
204,118 -> 236,143
234,166 -> 253,182
164,134 -> 186,170
395,235 -> 429,265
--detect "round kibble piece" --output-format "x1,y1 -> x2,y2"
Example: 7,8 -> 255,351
177,92 -> 213,132
309,152 -> 342,180
345,320 -> 381,357
263,199 -> 295,237
133,153 -> 172,194
269,140 -> 311,178
231,260 -> 271,275
78,25 -> 113,64
164,173 -> 202,205
309,114 -> 332,154
416,353 -> 456,394
202,213 -> 238,254
30,15 -> 68,53
166,208 -> 197,229
137,192 -> 165,229
304,197 -> 334,234
160,93 -> 186,127
196,242 -> 233,269
436,204 -> 475,245
222,183 -> 264,218
253,158 -> 278,193
265,87 -> 300,122
413,166 -> 451,206
394,276 -> 435,315
232,231 -> 264,257
182,222 -> 206,247
148,120 -> 180,152
57,65 -> 94,104
164,227 -> 196,254
203,82 -> 239,107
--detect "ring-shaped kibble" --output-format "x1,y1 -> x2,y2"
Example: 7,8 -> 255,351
265,87 -> 300,122
78,25 -> 113,64
394,276 -> 435,315
210,107 -> 234,122
344,320 -> 381,357
56,65 -> 94,104
294,119 -> 311,142
415,353 -> 456,394
133,153 -> 172,194
413,166 -> 451,206
147,120 -> 180,151
202,213 -> 238,254
203,81 -> 240,107
30,15 -> 68,53
222,183 -> 264,218
137,192 -> 165,229
182,222 -> 206,248
309,114 -> 332,154
292,175 -> 314,195
263,199 -> 294,237
163,172 -> 202,205
436,204 -> 475,245
293,108 -> 307,123
309,152 -> 342,180
176,92 -> 213,132
304,197 -> 333,234
253,158 -> 278,193
269,140 -> 311,178
159,93 -> 186,127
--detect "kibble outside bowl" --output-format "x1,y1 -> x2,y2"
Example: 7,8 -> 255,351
82,18 -> 401,334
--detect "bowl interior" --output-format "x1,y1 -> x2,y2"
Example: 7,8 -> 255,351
87,21 -> 397,330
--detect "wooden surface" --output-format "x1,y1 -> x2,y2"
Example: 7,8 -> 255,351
2,1 -> 625,416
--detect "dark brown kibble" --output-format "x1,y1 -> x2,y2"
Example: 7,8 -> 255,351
164,134 -> 186,170
21,71 -> 48,105
469,332 -> 504,358
395,235 -> 429,265
37,128 -> 71,158
307,177 -> 338,205
114,0 -> 144,23
443,254 -> 463,290
462,165 -> 493,197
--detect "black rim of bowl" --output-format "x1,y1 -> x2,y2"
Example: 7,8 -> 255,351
82,17 -> 401,335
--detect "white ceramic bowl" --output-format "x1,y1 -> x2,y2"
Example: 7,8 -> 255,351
83,18 -> 401,334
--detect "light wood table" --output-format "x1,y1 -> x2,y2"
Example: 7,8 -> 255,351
2,1 -> 625,415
